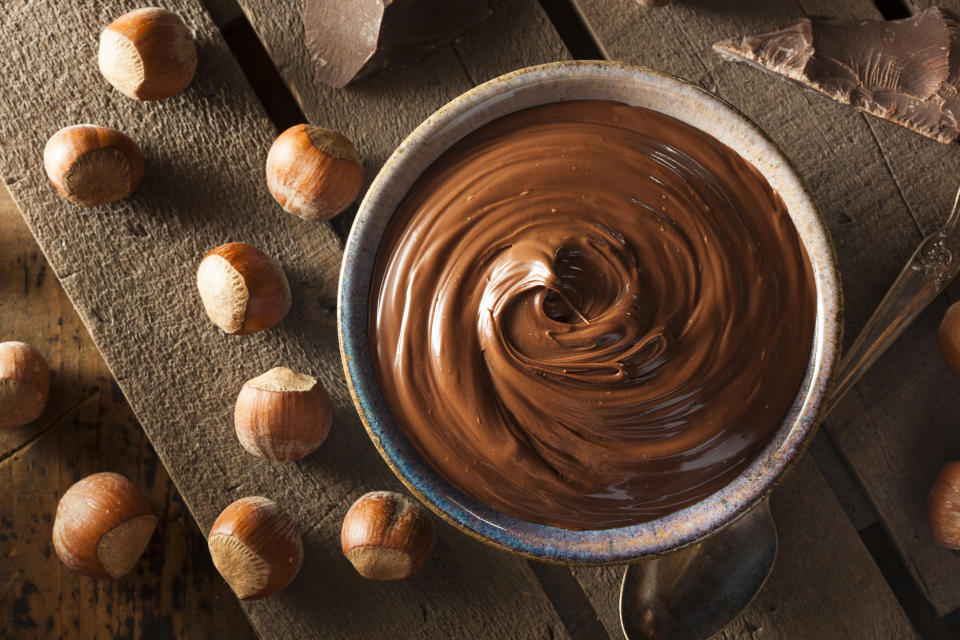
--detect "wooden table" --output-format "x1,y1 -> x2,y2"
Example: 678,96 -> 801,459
1,0 -> 957,637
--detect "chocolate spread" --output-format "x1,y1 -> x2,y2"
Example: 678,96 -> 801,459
370,100 -> 816,529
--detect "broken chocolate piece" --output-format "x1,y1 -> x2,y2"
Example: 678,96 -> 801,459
303,0 -> 491,89
714,8 -> 960,144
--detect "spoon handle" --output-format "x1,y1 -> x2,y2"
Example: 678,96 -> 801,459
824,185 -> 960,417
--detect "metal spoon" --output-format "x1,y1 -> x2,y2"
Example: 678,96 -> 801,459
620,184 -> 960,640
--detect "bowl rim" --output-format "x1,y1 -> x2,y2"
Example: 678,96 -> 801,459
338,60 -> 843,565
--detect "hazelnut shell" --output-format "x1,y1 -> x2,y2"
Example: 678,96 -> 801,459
52,472 -> 157,579
341,491 -> 435,580
235,367 -> 333,461
196,242 -> 292,335
0,341 -> 50,430
208,496 -> 303,600
265,124 -> 364,221
43,125 -> 145,206
99,7 -> 197,101
939,301 -> 960,375
928,461 -> 960,549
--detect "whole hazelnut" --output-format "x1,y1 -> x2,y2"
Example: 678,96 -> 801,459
208,496 -> 303,600
53,472 -> 157,579
196,242 -> 291,335
928,461 -> 960,549
99,7 -> 197,100
235,367 -> 333,461
637,0 -> 672,6
939,301 -> 960,375
0,341 -> 50,430
265,124 -> 364,221
341,491 -> 435,580
43,125 -> 145,206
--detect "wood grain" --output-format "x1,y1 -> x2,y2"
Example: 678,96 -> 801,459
0,0 -> 931,636
572,458 -> 918,640
572,0 -> 960,617
0,2 -> 567,639
236,0 -> 922,637
0,186 -> 254,639
824,0 -> 960,617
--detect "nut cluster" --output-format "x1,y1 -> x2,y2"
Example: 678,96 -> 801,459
34,0 -> 431,609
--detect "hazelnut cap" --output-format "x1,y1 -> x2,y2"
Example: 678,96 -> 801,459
0,341 -> 50,430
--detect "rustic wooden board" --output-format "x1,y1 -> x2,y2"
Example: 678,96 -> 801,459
824,0 -> 960,618
233,0 -> 567,232
572,458 -> 918,640
0,187 -> 255,639
0,2 -> 570,639
572,0 -> 960,617
235,0 -> 923,637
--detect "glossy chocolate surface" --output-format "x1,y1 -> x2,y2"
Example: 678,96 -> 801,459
370,100 -> 816,529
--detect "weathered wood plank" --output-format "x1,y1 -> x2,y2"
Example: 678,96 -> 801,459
0,2 -> 568,639
0,187 -> 255,639
237,0 -> 928,635
573,458 -> 918,640
573,0 -> 960,617
820,0 -> 960,617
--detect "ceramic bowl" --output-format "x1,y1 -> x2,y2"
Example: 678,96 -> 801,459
338,61 -> 842,564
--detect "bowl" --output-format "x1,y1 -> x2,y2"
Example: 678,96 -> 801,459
338,61 -> 842,564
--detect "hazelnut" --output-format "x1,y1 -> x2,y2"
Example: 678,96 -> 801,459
928,461 -> 960,549
52,472 -> 157,579
196,242 -> 291,335
43,125 -> 145,206
235,367 -> 333,461
265,124 -> 364,221
0,341 -> 50,430
99,7 -> 197,100
208,496 -> 303,600
939,301 -> 960,375
341,491 -> 435,580
637,0 -> 672,6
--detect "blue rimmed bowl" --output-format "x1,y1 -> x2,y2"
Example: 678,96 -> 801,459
338,61 -> 842,564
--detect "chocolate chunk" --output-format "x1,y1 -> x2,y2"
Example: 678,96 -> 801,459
303,0 -> 491,89
713,8 -> 960,143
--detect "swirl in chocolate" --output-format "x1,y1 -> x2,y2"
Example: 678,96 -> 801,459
371,100 -> 816,529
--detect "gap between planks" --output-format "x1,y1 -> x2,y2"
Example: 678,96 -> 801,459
207,0 -> 933,636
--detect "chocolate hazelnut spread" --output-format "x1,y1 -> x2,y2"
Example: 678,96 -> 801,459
370,100 -> 816,529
